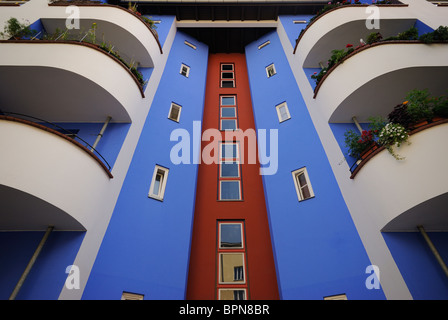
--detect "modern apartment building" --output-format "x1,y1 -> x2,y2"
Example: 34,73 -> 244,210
0,0 -> 447,300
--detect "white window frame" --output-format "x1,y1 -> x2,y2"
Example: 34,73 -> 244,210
275,102 -> 291,123
220,119 -> 237,131
219,222 -> 244,249
292,167 -> 314,202
121,292 -> 144,300
220,95 -> 236,106
219,180 -> 242,201
184,40 -> 197,50
221,80 -> 235,88
324,294 -> 347,300
266,63 -> 276,77
218,252 -> 246,284
180,63 -> 190,77
148,165 -> 169,201
258,40 -> 270,50
221,64 -> 234,71
218,288 -> 247,300
219,160 -> 240,179
168,102 -> 182,122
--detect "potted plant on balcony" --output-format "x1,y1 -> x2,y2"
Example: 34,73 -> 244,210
378,122 -> 409,160
344,123 -> 382,161
0,17 -> 37,40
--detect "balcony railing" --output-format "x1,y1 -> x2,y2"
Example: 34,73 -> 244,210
0,111 -> 113,178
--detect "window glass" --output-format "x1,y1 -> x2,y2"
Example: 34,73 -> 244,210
221,64 -> 234,71
219,253 -> 245,283
221,80 -> 234,88
220,223 -> 242,248
221,143 -> 238,159
221,72 -> 234,79
221,162 -> 239,178
221,97 -> 235,106
220,181 -> 240,200
221,119 -> 237,130
221,107 -> 236,117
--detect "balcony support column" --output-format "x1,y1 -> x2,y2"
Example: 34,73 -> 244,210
91,116 -> 112,152
417,225 -> 448,279
9,226 -> 54,300
352,116 -> 363,134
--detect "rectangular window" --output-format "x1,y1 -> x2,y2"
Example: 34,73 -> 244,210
219,181 -> 241,200
121,292 -> 144,300
219,222 -> 243,248
292,167 -> 314,202
221,63 -> 235,87
218,253 -> 246,284
148,165 -> 169,201
220,142 -> 239,160
180,64 -> 190,77
258,40 -> 270,50
275,102 -> 291,123
218,289 -> 246,300
220,95 -> 238,131
266,63 -> 276,78
168,102 -> 182,122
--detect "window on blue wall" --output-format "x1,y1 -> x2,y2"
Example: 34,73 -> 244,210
168,102 -> 182,122
266,64 -> 276,77
148,165 -> 169,201
292,167 -> 314,202
180,64 -> 190,77
275,102 -> 291,123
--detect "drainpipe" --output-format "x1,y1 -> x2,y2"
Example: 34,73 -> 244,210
352,116 -> 363,134
9,226 -> 54,300
417,225 -> 448,278
91,116 -> 112,152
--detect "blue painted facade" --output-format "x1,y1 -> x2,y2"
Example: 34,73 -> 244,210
245,29 -> 386,299
0,231 -> 84,300
82,31 -> 208,299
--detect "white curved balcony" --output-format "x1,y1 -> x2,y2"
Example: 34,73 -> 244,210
0,40 -> 144,123
43,3 -> 162,67
0,117 -> 113,231
313,42 -> 448,123
350,121 -> 448,232
294,4 -> 413,68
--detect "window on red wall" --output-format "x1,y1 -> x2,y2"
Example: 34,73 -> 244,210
217,220 -> 248,300
220,63 -> 235,88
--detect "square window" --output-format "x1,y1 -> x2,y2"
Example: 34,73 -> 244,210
275,102 -> 291,122
221,107 -> 236,118
221,143 -> 238,160
220,161 -> 240,178
218,253 -> 245,283
221,72 -> 234,79
221,80 -> 235,88
148,165 -> 169,201
219,222 -> 243,248
220,181 -> 241,200
180,64 -> 190,77
292,167 -> 314,202
221,119 -> 237,131
221,96 -> 236,106
266,64 -> 276,77
168,103 -> 182,122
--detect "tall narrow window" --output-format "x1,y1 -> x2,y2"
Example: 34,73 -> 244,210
275,102 -> 291,123
266,63 -> 276,78
221,63 -> 235,87
168,102 -> 182,122
292,167 -> 314,202
219,142 -> 242,201
217,221 -> 247,300
220,95 -> 238,131
180,64 -> 190,77
148,165 -> 169,201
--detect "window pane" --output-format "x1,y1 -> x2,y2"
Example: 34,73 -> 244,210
221,80 -> 234,88
219,253 -> 244,283
221,107 -> 236,117
221,97 -> 235,106
220,223 -> 242,247
221,119 -> 237,130
153,174 -> 162,196
221,72 -> 234,79
301,185 -> 311,199
169,106 -> 180,120
297,172 -> 307,187
221,143 -> 237,159
219,289 -> 245,300
220,181 -> 240,200
221,162 -> 239,178
221,64 -> 233,71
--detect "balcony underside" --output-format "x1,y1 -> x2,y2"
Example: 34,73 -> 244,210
303,18 -> 416,68
0,65 -> 131,123
330,66 -> 448,123
383,192 -> 448,232
0,185 -> 85,231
